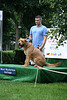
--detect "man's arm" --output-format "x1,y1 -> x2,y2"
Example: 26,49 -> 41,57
29,35 -> 32,39
27,35 -> 32,42
39,36 -> 47,51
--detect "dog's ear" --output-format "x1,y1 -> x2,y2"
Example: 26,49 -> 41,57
24,39 -> 27,42
18,38 -> 22,41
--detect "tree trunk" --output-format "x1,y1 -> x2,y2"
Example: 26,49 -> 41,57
15,26 -> 19,49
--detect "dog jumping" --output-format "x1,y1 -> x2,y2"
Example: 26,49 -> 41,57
18,38 -> 60,67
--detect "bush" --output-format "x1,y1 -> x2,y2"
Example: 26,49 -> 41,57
14,49 -> 26,65
2,49 -> 26,64
2,50 -> 15,64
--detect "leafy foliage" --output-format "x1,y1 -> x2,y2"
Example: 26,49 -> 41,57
2,50 -> 15,64
0,0 -> 67,49
49,0 -> 67,41
2,49 -> 26,64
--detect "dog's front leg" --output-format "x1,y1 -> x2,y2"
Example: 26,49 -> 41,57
22,56 -> 30,67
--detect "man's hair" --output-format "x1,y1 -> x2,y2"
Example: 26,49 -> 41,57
35,15 -> 42,20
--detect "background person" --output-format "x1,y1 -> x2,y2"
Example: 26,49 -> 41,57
28,15 -> 48,65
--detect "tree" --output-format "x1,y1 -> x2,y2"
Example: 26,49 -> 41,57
0,0 -> 51,49
0,0 -> 40,49
1,0 -> 66,50
0,0 -> 27,49
42,0 -> 67,43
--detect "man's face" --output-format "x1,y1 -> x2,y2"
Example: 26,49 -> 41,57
35,18 -> 42,26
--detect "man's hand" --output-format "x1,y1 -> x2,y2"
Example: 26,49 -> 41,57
39,46 -> 42,51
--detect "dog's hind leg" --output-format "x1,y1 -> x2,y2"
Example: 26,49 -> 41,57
34,57 -> 45,67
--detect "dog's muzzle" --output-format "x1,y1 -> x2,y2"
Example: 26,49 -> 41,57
19,43 -> 24,48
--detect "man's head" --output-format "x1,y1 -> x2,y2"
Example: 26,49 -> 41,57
35,15 -> 42,27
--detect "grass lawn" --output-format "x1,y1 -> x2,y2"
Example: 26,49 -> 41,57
0,80 -> 67,100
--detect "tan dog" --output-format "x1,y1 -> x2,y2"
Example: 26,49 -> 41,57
18,38 -> 60,67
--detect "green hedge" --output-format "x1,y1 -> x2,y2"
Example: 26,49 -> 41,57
14,49 -> 26,64
1,49 -> 26,64
2,50 -> 14,64
1,50 -> 67,67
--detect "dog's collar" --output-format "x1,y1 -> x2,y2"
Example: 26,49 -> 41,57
32,48 -> 35,51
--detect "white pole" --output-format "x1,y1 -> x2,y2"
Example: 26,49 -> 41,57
0,11 -> 3,64
34,67 -> 39,87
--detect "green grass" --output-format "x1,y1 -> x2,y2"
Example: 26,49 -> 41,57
0,80 -> 67,100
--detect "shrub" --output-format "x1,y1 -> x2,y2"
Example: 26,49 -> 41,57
2,50 -> 15,64
14,49 -> 26,65
1,49 -> 26,64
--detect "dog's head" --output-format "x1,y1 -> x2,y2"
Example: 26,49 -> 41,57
18,38 -> 27,48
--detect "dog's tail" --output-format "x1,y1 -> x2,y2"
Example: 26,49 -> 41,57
45,62 -> 61,67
